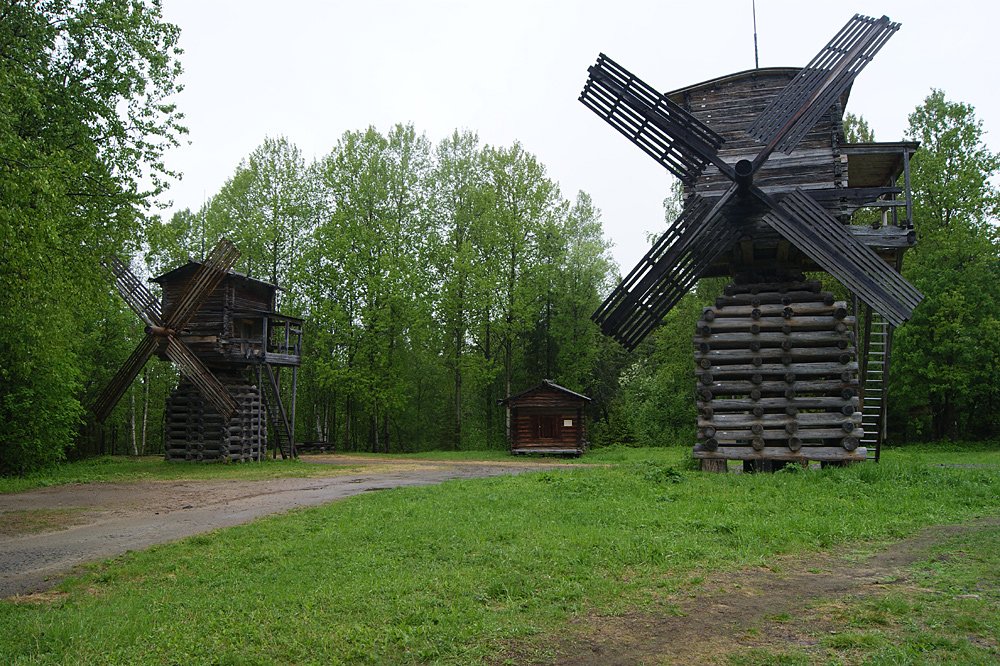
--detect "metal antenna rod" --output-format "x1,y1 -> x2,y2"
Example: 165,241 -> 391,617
752,0 -> 760,68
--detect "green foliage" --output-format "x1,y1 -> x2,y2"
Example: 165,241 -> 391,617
612,295 -> 704,446
842,112 -> 875,143
891,91 -> 1000,440
0,0 -> 184,473
148,126 -> 617,455
2,446 -> 998,662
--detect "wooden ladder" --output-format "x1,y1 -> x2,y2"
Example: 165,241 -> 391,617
860,309 -> 892,461
259,364 -> 295,459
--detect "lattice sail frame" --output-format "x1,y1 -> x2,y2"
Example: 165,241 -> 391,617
585,14 -> 921,350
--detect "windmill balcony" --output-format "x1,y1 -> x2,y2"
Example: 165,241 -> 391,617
228,312 -> 303,367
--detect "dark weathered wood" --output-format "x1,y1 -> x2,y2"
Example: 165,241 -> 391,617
699,412 -> 860,428
693,445 -> 867,461
746,14 -> 900,156
709,301 -> 847,318
501,380 -> 590,454
582,18 -> 917,468
701,427 -> 864,441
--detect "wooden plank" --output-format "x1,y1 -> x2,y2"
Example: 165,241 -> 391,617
695,331 -> 852,348
700,396 -> 858,412
699,361 -> 857,377
709,302 -> 846,318
714,290 -> 833,307
698,315 -> 855,333
693,445 -> 867,461
701,427 -> 864,440
700,413 -> 861,428
696,346 -> 853,365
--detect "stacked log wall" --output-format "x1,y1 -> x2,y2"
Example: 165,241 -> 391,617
693,277 -> 865,463
164,375 -> 265,462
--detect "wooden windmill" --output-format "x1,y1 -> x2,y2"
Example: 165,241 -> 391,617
581,14 -> 921,468
93,238 -> 302,462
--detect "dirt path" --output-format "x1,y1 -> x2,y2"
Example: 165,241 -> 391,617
536,517 -> 1000,665
0,457 -> 563,598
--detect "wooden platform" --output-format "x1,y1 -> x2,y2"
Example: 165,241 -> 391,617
510,447 -> 583,457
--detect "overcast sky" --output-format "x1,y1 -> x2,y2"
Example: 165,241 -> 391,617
158,0 -> 999,272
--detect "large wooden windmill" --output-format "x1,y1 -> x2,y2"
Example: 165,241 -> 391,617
93,239 -> 302,462
581,14 -> 921,468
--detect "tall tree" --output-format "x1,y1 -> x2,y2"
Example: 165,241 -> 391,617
481,143 -> 558,438
0,0 -> 184,473
890,91 -> 1000,440
207,136 -> 311,293
432,130 -> 489,448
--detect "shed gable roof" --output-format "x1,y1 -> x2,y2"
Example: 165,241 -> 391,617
500,379 -> 591,404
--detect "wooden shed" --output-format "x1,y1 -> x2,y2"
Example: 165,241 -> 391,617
500,380 -> 590,456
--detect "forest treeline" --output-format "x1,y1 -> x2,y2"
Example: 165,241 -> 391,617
143,128 -> 622,454
2,0 -> 999,474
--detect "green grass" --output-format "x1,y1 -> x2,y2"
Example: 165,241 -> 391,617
0,445 -> 669,495
6,442 -> 985,495
1,444 -> 999,664
0,455 -> 365,494
881,440 -> 1000,467
827,524 -> 1000,663
728,523 -> 1000,665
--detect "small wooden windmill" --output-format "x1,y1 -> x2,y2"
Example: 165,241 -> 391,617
93,239 -> 302,462
581,14 -> 921,468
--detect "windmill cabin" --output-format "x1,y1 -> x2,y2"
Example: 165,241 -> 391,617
501,380 -> 590,456
94,239 -> 301,462
582,14 -> 922,469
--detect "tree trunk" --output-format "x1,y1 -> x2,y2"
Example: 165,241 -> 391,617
129,384 -> 138,456
140,367 -> 149,455
344,395 -> 352,451
484,317 -> 494,444
454,319 -> 463,450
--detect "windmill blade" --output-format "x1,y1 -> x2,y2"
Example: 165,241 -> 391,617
93,335 -> 158,422
747,14 -> 899,162
594,186 -> 742,350
580,54 -> 730,185
761,188 -> 922,326
164,238 -> 241,330
163,337 -> 238,420
104,255 -> 162,327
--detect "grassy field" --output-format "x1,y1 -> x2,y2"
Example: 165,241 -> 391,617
1,444 -> 998,664
0,455 -> 365,494
0,449 -> 554,495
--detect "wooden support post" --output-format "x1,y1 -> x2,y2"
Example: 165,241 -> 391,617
290,365 -> 298,457
700,459 -> 727,473
902,148 -> 913,228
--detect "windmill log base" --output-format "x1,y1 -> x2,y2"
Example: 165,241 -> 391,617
694,276 -> 864,468
164,375 -> 266,463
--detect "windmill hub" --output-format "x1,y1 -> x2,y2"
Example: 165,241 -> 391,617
734,159 -> 754,194
145,324 -> 174,338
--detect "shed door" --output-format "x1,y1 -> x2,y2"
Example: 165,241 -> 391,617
532,414 -> 559,439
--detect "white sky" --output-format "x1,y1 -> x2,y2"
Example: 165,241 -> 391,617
159,0 -> 1000,272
